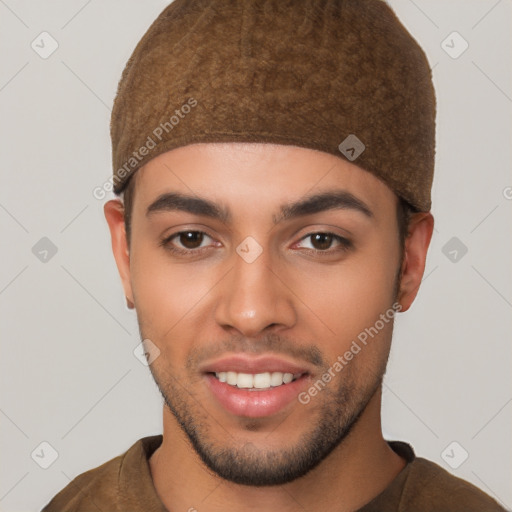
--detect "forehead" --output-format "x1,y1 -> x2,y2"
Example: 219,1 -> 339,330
131,142 -> 397,218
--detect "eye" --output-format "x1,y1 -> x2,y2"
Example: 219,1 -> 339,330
295,232 -> 352,253
160,230 -> 352,258
160,230 -> 216,255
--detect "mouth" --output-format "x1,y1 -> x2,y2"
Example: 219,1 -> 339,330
201,355 -> 313,418
210,371 -> 305,391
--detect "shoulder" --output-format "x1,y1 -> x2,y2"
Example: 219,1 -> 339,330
400,457 -> 506,511
41,452 -> 125,512
41,436 -> 161,512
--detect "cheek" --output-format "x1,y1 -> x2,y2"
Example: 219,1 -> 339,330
129,245 -> 216,349
293,239 -> 399,355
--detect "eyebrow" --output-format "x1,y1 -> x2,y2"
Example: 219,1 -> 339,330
146,189 -> 374,224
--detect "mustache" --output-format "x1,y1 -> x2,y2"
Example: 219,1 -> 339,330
186,332 -> 326,371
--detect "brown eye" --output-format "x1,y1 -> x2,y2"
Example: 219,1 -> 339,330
310,233 -> 335,250
160,230 -> 215,255
295,232 -> 352,254
178,231 -> 205,249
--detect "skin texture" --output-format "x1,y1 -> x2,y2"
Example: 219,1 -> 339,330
104,142 -> 434,512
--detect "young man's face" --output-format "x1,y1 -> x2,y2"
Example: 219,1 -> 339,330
105,142 -> 431,486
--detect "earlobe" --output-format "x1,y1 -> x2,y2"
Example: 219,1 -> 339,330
396,212 -> 434,312
103,199 -> 134,307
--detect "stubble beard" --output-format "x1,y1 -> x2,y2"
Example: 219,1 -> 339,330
147,350 -> 388,487
142,264 -> 401,486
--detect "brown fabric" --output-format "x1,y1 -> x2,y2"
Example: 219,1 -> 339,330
41,435 -> 505,512
110,0 -> 436,212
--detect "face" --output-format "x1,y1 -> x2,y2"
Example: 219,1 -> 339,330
107,142 -> 416,486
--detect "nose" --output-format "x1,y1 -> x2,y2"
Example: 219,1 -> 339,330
214,243 -> 297,338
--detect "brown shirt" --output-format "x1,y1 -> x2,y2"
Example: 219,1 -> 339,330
41,435 -> 505,512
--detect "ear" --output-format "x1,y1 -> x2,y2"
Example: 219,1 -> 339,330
104,199 -> 134,308
397,212 -> 434,312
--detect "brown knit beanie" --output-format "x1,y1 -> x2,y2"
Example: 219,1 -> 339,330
110,0 -> 436,212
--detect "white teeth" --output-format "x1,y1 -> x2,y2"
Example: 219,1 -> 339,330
270,372 -> 284,387
226,371 -> 238,385
237,373 -> 253,388
214,371 -> 298,389
253,372 -> 271,389
282,372 -> 293,384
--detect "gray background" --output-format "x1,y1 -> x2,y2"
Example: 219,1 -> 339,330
0,0 -> 511,510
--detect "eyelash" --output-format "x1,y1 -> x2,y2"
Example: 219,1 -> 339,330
159,230 -> 353,257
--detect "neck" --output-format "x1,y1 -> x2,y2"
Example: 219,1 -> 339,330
149,387 -> 406,512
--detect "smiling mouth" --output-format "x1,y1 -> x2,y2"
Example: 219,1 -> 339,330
210,371 -> 306,391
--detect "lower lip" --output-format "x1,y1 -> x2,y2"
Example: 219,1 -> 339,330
204,374 -> 309,418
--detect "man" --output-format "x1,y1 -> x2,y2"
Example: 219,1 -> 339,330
42,0 -> 505,510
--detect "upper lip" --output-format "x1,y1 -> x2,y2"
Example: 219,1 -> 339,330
200,354 -> 312,375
